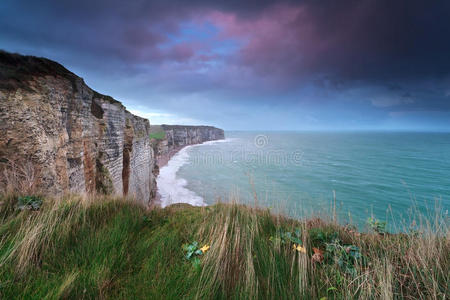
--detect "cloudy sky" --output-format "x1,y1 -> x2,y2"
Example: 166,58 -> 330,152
1,0 -> 450,130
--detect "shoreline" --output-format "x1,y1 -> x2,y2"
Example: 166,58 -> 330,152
149,138 -> 227,209
149,145 -> 187,209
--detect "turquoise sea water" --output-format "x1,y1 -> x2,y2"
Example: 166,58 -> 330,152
158,132 -> 450,230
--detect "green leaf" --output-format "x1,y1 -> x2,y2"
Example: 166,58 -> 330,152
17,195 -> 43,211
191,257 -> 201,271
282,231 -> 303,245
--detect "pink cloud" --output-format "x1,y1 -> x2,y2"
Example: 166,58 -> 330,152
201,4 -> 321,81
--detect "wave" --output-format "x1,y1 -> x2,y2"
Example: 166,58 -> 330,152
157,138 -> 232,208
201,138 -> 237,145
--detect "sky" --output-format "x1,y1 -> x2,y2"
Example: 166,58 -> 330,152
1,0 -> 450,131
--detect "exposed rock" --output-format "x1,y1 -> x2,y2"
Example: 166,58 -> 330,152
0,51 -> 156,204
149,124 -> 224,206
159,125 -> 224,156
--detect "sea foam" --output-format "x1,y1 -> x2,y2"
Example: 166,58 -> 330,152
157,139 -> 232,208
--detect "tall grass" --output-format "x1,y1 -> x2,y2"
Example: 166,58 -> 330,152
0,166 -> 448,299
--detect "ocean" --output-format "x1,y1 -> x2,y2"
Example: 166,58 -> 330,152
157,131 -> 450,230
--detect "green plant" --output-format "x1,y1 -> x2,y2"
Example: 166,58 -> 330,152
16,195 -> 43,211
309,227 -> 338,245
270,228 -> 303,245
182,241 -> 203,260
325,238 -> 365,277
142,215 -> 151,225
367,217 -> 387,234
182,241 -> 209,271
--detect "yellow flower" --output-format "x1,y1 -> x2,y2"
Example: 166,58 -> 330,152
293,244 -> 306,253
200,245 -> 210,253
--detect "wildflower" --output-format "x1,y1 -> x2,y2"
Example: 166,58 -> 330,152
293,244 -> 306,253
312,247 -> 324,263
200,245 -> 210,253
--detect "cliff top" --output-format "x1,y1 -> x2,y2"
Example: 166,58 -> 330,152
161,124 -> 223,131
0,50 -> 78,91
0,50 -> 122,106
0,50 -> 223,130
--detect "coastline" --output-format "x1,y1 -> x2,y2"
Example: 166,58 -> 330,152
149,138 -> 228,209
149,145 -> 187,209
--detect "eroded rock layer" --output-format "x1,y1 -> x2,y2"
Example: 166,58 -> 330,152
0,51 -> 156,204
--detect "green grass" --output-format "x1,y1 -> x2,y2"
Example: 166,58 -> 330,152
149,131 -> 166,140
0,194 -> 448,299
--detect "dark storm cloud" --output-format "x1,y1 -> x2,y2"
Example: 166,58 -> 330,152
304,1 -> 450,81
2,0 -> 450,80
211,0 -> 450,83
1,0 -> 450,129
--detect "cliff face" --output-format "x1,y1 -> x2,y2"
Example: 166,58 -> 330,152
160,125 -> 224,154
0,51 -> 156,204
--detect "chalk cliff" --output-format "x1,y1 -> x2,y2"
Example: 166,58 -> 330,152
0,51 -> 156,204
151,124 -> 224,158
161,125 -> 225,150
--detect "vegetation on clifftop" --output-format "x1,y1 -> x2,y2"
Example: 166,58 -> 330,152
149,125 -> 166,140
149,131 -> 166,140
0,50 -> 78,92
0,192 -> 448,299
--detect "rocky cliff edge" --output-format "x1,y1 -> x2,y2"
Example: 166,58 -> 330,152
0,51 -> 156,204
